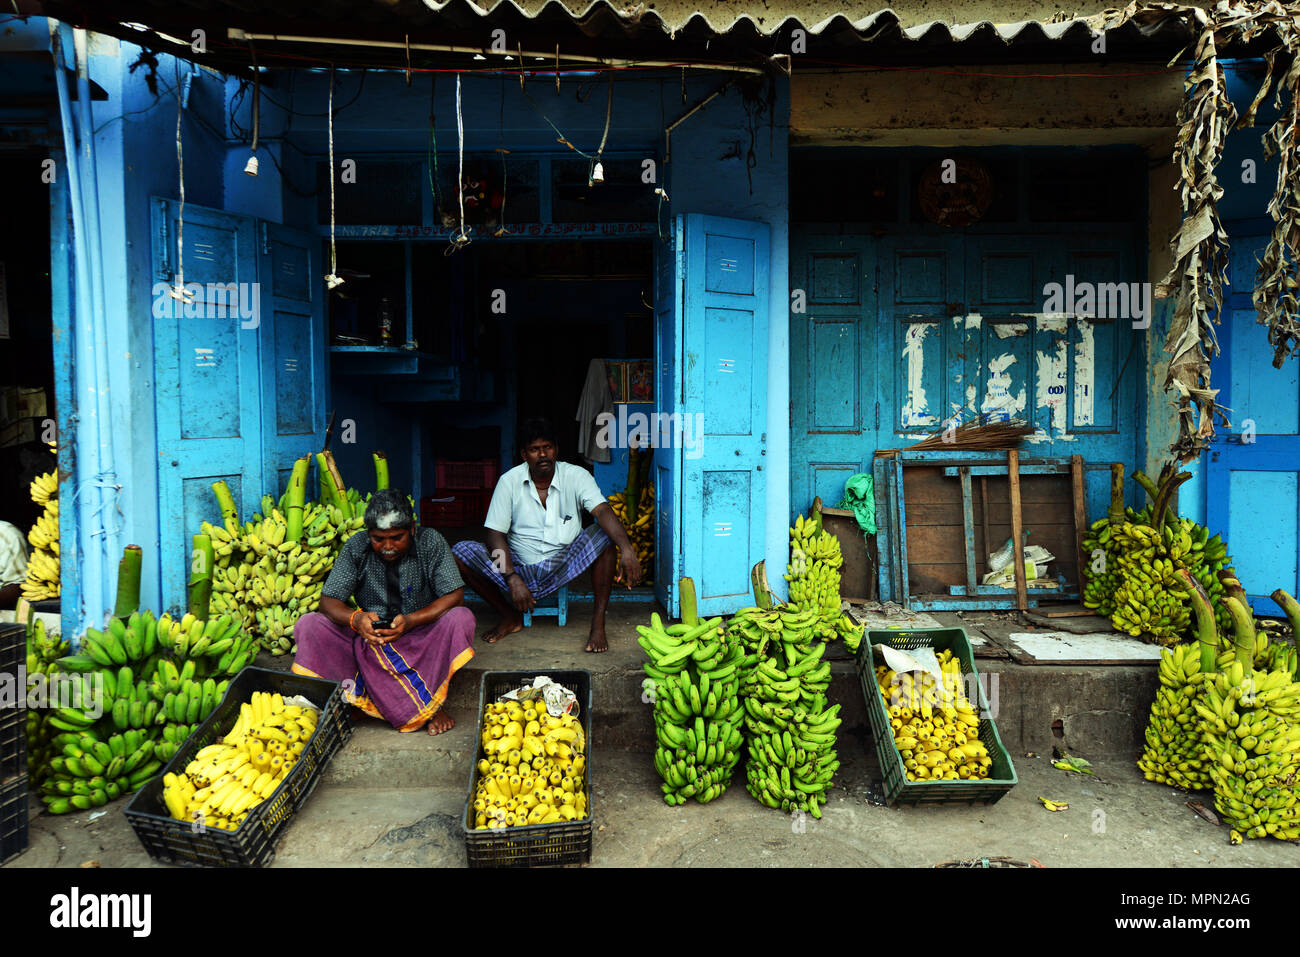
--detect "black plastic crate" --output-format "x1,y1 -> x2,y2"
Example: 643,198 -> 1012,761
856,628 -> 1017,807
463,671 -> 593,867
124,667 -> 352,867
0,623 -> 26,785
1,774 -> 29,865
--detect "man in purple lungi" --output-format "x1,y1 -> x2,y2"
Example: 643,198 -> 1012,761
453,418 -> 642,653
292,489 -> 475,735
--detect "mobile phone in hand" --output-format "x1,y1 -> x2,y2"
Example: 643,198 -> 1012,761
373,617 -> 393,630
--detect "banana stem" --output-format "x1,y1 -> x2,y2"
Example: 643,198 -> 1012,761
112,544 -> 143,620
1178,567 -> 1219,672
1270,589 -> 1300,679
751,560 -> 774,610
679,577 -> 699,627
373,450 -> 389,491
188,533 -> 214,621
316,452 -> 350,518
1109,463 -> 1127,524
1222,594 -> 1256,680
212,480 -> 240,536
1151,471 -> 1192,533
323,450 -> 351,518
285,456 -> 311,542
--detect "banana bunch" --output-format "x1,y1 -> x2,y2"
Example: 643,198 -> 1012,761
39,728 -> 167,814
1197,661 -> 1300,841
472,697 -> 588,827
155,611 -> 257,678
22,455 -> 61,602
608,483 -> 655,585
1137,642 -> 1217,789
24,617 -> 69,785
873,651 -> 993,782
161,691 -> 316,831
639,612 -> 749,804
734,603 -> 841,816
203,498 -> 363,656
783,512 -> 864,650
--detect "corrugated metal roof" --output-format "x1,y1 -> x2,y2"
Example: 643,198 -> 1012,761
26,0 -> 1216,71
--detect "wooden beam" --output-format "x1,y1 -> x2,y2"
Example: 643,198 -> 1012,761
1008,449 -> 1028,612
1070,454 -> 1089,595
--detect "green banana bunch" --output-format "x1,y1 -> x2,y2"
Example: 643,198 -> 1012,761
202,494 -> 364,656
155,611 -> 256,677
782,511 -> 864,651
1137,642 -> 1217,789
639,611 -> 749,805
736,601 -> 841,817
24,617 -> 70,784
1197,662 -> 1300,841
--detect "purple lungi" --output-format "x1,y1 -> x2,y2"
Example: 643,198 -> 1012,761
291,607 -> 476,732
452,525 -> 610,599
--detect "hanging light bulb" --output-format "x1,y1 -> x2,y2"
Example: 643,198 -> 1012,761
589,161 -> 604,186
243,153 -> 259,176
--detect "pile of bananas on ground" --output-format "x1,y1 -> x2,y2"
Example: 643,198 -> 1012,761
22,459 -> 60,602
607,482 -> 655,585
873,651 -> 992,782
35,610 -> 237,813
471,697 -> 588,827
639,604 -> 749,805
1200,660 -> 1300,842
161,691 -> 316,831
732,604 -> 841,817
1137,641 -> 1218,790
1082,465 -> 1234,645
203,464 -> 366,655
24,617 -> 68,786
783,510 -> 864,651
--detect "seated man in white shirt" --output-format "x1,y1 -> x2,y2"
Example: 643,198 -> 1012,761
452,418 -> 642,652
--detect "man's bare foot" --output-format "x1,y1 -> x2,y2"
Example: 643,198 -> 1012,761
426,710 -> 455,735
483,614 -> 524,644
586,627 -> 608,653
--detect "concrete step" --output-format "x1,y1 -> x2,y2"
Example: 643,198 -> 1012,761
262,599 -> 1160,789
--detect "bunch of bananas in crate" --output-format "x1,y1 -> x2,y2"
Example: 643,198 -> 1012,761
874,651 -> 993,781
732,604 -> 841,817
639,612 -> 750,805
472,697 -> 588,827
24,617 -> 69,785
204,496 -> 363,656
23,458 -> 61,602
607,483 -> 654,584
161,691 -> 316,830
783,511 -> 864,650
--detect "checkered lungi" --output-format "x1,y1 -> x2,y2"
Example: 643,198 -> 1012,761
452,524 -> 611,600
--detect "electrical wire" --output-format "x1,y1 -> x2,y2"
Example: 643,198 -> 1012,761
447,72 -> 471,255
171,63 -> 193,303
324,65 -> 343,288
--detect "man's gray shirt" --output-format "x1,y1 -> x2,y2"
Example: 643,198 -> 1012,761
321,527 -> 464,616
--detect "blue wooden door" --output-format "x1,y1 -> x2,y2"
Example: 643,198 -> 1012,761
788,232 -> 880,511
679,214 -> 771,617
653,222 -> 683,614
258,224 -> 327,493
1206,229 -> 1300,608
791,228 -> 1142,526
152,199 -> 264,612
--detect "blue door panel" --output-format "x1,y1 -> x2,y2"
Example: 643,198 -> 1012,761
810,318 -> 858,429
260,224 -> 327,492
1207,228 -> 1300,607
653,223 -> 683,613
153,199 -> 263,613
680,214 -> 770,618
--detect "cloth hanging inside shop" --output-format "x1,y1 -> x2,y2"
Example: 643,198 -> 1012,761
576,357 -> 614,464
836,473 -> 877,535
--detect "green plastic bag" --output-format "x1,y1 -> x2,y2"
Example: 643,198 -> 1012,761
836,473 -> 876,536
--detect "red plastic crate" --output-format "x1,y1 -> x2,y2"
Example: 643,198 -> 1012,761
436,459 -> 500,490
421,490 -> 490,528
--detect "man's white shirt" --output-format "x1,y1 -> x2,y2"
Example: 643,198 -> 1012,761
484,461 -> 606,565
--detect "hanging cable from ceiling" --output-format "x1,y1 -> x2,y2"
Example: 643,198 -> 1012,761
495,72 -> 511,238
243,39 -> 260,175
324,64 -> 344,289
589,72 -> 613,187
446,72 -> 471,255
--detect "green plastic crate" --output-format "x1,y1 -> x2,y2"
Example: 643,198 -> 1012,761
855,628 -> 1017,807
